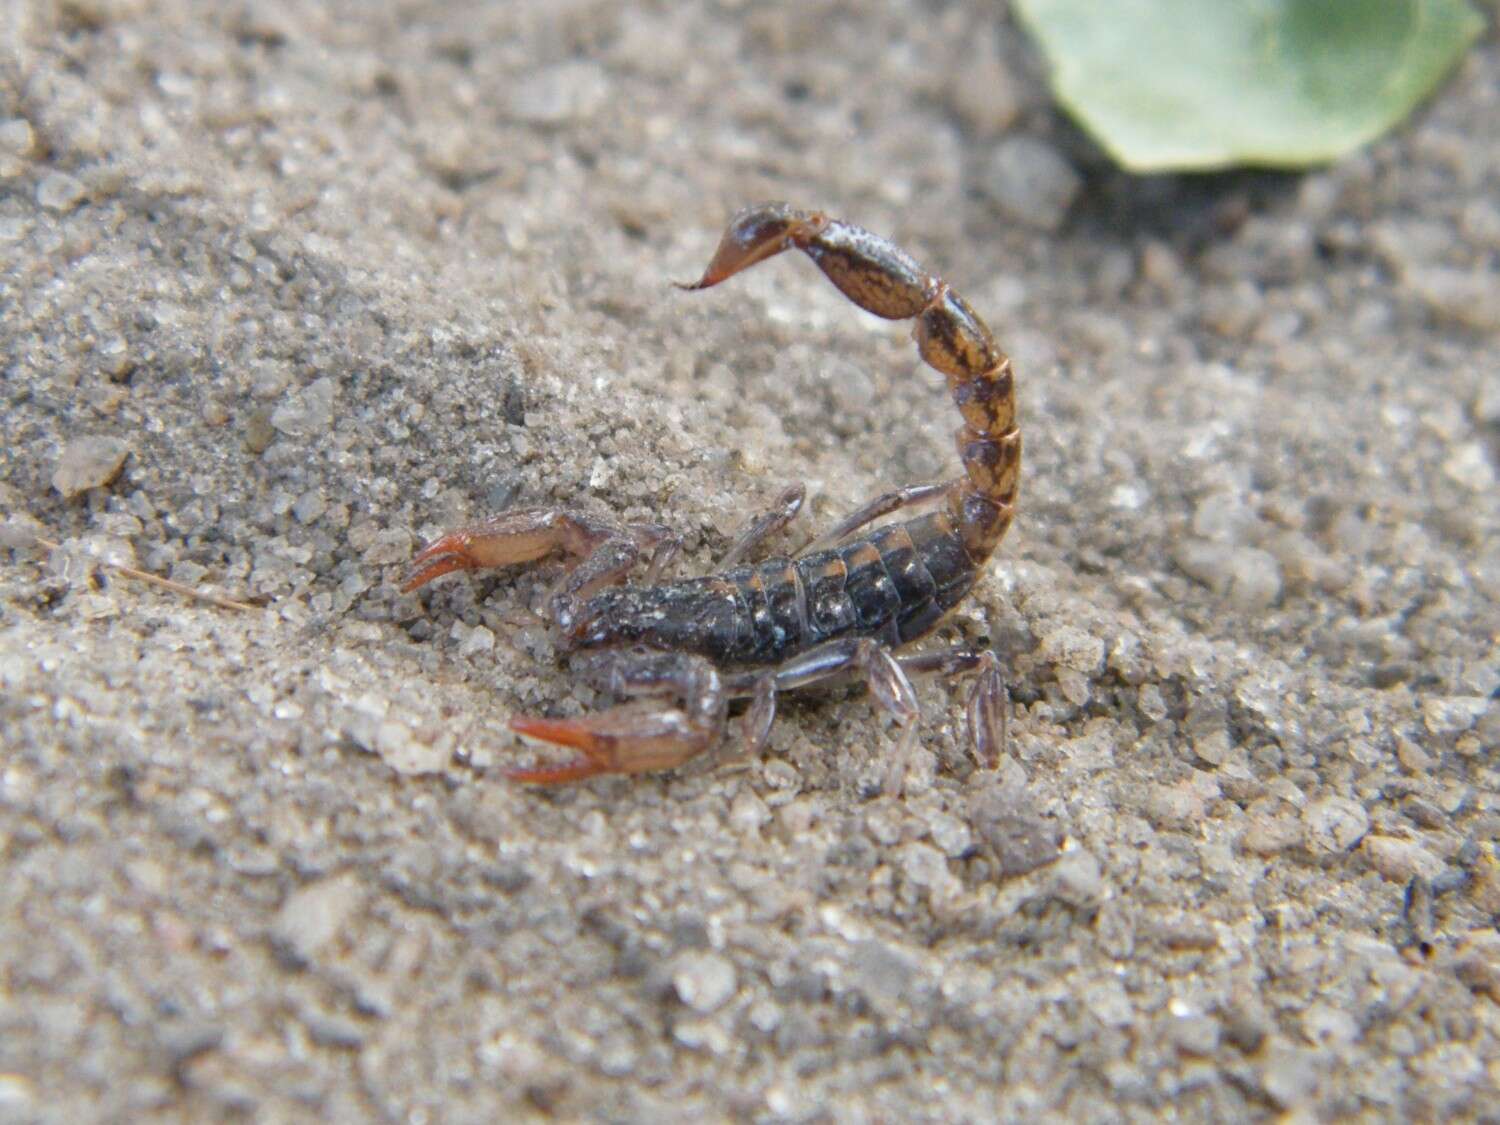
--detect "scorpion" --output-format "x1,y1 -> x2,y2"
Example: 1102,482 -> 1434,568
402,203 -> 1019,784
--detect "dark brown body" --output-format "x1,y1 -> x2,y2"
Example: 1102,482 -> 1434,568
574,512 -> 976,665
404,203 -> 1018,782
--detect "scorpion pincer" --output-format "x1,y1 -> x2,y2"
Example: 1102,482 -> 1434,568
403,203 -> 1020,783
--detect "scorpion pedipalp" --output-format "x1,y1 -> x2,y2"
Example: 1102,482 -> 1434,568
403,508 -> 615,594
505,650 -> 727,783
404,508 -> 673,631
506,706 -> 719,783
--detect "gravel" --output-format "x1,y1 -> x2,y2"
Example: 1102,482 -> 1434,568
49,436 -> 131,498
2,2 -> 1498,1121
981,134 -> 1083,231
34,171 -> 85,212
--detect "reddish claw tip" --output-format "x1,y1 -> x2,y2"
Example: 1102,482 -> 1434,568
402,535 -> 471,592
400,553 -> 463,593
507,714 -> 611,784
509,714 -> 611,753
506,708 -> 711,780
502,758 -> 605,785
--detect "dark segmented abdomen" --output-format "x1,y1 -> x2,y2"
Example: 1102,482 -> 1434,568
579,511 -> 978,666
575,575 -> 750,659
886,511 -> 980,642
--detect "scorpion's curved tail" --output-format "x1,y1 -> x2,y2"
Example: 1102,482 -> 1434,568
680,202 -> 1019,564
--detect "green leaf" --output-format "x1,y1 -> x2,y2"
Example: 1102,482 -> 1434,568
1013,0 -> 1486,172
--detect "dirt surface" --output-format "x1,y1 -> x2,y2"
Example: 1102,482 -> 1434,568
2,2 -> 1498,1120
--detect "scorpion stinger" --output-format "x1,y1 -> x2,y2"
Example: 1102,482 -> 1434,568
405,203 -> 1017,782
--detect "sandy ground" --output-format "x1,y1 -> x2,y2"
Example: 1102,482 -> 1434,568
2,1 -> 1498,1120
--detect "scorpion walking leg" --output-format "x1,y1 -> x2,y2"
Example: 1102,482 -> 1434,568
725,636 -> 921,758
638,535 -> 682,586
507,650 -> 727,783
798,481 -> 948,556
403,507 -> 672,628
727,644 -> 1007,765
718,483 -> 806,569
898,649 -> 1008,767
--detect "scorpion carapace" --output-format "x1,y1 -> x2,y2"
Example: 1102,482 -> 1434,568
404,203 -> 1018,783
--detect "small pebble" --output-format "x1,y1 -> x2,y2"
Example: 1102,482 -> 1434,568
36,171 -> 85,212
846,941 -> 920,1017
303,1010 -> 367,1048
1452,931 -> 1500,1002
1152,916 -> 1219,951
292,490 -> 326,524
728,791 -> 770,835
0,118 -> 35,156
1369,217 -> 1452,272
270,376 -> 337,437
373,718 -> 449,776
1465,845 -> 1500,915
1145,782 -> 1204,830
944,36 -> 1021,137
1223,548 -> 1284,611
1037,625 -> 1105,675
1169,1014 -> 1221,1056
1404,738 -> 1458,783
1421,696 -> 1488,737
1191,491 -> 1256,543
1240,808 -> 1301,856
981,136 -> 1081,232
361,528 -> 413,566
1137,683 -> 1168,724
1302,796 -> 1370,855
897,840 -> 954,891
1173,539 -> 1283,611
1192,727 -> 1231,767
1258,1042 -> 1320,1109
0,1073 -> 36,1109
508,62 -> 609,125
863,802 -> 905,846
672,951 -> 737,1013
1302,1004 -> 1359,1047
158,1022 -> 224,1067
242,408 -> 276,453
1222,1002 -> 1271,1053
1084,976 -> 1133,1027
1404,267 -> 1500,333
672,1018 -> 730,1054
52,435 -> 129,497
1460,199 -> 1500,248
924,810 -> 973,858
1361,835 -> 1444,882
968,785 -> 1062,876
458,624 -> 495,656
0,513 -> 42,550
1140,240 -> 1186,292
747,998 -> 782,1034
1049,848 -> 1103,910
271,873 -> 366,966
1442,443 -> 1496,491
